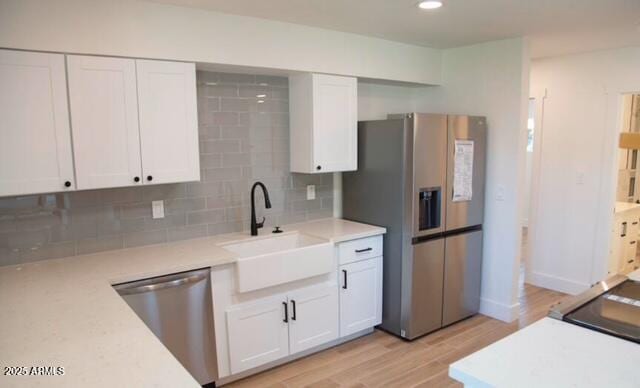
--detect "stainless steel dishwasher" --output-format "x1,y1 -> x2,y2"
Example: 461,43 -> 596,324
113,267 -> 217,385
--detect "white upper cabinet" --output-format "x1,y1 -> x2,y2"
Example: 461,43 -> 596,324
67,55 -> 143,190
0,49 -> 75,196
136,60 -> 200,185
289,73 -> 357,173
0,50 -> 200,197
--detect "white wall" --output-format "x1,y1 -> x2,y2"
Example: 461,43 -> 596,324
357,82 -> 422,120
414,38 -> 531,322
529,46 -> 640,294
0,0 -> 441,85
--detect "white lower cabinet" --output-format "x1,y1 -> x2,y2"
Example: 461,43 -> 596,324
213,234 -> 384,380
288,285 -> 339,354
609,209 -> 640,275
226,294 -> 289,374
339,256 -> 383,337
225,283 -> 338,375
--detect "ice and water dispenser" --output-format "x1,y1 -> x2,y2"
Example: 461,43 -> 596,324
418,187 -> 441,231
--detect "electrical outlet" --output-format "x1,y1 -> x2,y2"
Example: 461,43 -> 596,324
152,200 -> 165,219
307,185 -> 316,200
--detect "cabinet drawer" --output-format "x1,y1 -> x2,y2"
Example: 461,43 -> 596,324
338,235 -> 383,265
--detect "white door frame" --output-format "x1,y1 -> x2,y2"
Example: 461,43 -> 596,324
525,87 -> 547,279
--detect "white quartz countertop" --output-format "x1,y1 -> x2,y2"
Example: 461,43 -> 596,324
615,201 -> 640,213
0,218 -> 385,388
450,269 -> 640,388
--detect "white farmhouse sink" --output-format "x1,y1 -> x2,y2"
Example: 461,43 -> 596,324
220,232 -> 334,293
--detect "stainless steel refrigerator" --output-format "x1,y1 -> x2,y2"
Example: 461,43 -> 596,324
343,113 -> 486,340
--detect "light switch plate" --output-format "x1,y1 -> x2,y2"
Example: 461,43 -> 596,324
152,200 -> 165,219
307,185 -> 316,200
496,185 -> 506,201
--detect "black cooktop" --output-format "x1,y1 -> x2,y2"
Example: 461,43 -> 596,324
564,280 -> 640,343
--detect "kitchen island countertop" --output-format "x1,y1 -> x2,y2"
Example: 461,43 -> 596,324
449,269 -> 640,387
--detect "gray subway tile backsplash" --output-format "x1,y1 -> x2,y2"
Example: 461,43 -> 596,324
0,70 -> 333,267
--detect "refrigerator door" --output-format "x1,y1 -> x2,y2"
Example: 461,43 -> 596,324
405,238 -> 445,339
442,230 -> 483,326
446,116 -> 486,231
412,113 -> 448,239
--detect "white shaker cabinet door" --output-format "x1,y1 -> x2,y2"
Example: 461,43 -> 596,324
312,74 -> 357,173
0,49 -> 75,196
339,256 -> 383,337
67,55 -> 143,189
288,283 -> 339,354
226,295 -> 290,374
136,60 -> 200,185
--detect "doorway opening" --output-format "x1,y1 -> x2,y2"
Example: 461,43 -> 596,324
609,93 -> 640,276
520,98 -> 536,291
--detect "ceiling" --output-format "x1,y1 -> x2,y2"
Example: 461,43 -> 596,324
150,0 -> 640,58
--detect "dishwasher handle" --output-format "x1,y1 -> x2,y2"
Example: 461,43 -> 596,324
114,269 -> 209,296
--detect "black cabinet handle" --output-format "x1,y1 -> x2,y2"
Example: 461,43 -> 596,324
147,175 -> 153,182
134,176 -> 140,183
342,269 -> 348,289
282,301 -> 288,323
316,165 -> 322,171
621,222 -> 628,237
628,259 -> 635,264
64,181 -> 71,188
355,247 -> 373,253
291,300 -> 297,321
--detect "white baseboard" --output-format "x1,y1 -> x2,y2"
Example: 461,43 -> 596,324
479,297 -> 520,322
526,271 -> 590,295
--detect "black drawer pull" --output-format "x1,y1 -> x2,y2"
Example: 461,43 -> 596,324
291,300 -> 297,321
342,269 -> 348,289
355,247 -> 373,253
282,301 -> 288,323
628,259 -> 635,264
631,241 -> 637,245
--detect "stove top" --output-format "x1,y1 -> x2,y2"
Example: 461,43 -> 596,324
564,280 -> 640,343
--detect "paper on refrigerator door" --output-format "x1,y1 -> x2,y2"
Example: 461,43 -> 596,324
452,139 -> 474,202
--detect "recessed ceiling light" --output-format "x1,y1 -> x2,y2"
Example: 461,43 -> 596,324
257,100 -> 265,104
256,94 -> 267,98
418,1 -> 443,10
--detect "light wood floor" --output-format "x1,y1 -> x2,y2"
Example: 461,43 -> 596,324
226,283 -> 566,388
